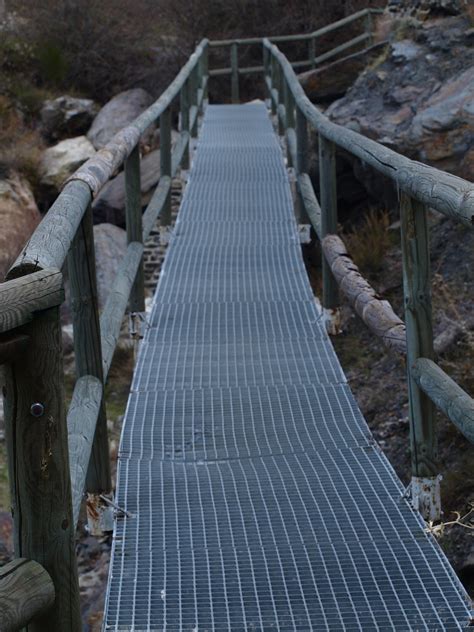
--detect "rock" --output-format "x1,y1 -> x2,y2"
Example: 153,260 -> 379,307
388,0 -> 465,15
40,96 -> 99,141
93,224 -> 127,308
298,42 -> 389,103
87,88 -> 153,150
93,150 -> 161,225
325,14 -> 474,201
40,136 -> 96,191
0,172 -> 41,280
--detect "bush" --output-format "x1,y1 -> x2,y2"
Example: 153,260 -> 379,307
8,0 -> 165,102
344,209 -> 392,273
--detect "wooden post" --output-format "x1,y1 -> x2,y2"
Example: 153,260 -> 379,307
270,55 -> 277,116
277,65 -> 284,136
0,558 -> 55,631
202,44 -> 209,102
160,108 -> 172,227
319,134 -> 340,334
3,306 -> 82,631
309,36 -> 316,69
284,82 -> 295,167
180,80 -> 190,170
400,192 -> 439,521
190,66 -> 198,138
68,206 -> 111,495
296,107 -> 309,224
125,144 -> 145,312
365,11 -> 373,46
231,42 -> 239,103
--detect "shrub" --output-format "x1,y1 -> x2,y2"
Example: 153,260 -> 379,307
344,209 -> 392,273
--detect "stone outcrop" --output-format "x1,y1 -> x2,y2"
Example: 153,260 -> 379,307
92,150 -> 161,225
87,88 -> 153,150
0,172 -> 41,280
40,136 -> 96,191
324,13 -> 474,203
298,42 -> 389,103
40,96 -> 99,141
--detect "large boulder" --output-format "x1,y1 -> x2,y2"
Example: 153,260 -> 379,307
40,96 -> 99,141
0,172 -> 41,280
93,223 -> 127,308
92,150 -> 161,225
325,13 -> 474,203
40,136 -> 96,191
87,88 -> 153,150
298,42 -> 389,103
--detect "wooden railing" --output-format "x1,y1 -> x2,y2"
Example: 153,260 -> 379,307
0,39 -> 209,631
263,36 -> 474,523
208,8 -> 383,102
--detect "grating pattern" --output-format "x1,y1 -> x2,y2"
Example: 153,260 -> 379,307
104,104 -> 471,631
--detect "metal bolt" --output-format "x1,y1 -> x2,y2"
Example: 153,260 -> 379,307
30,402 -> 45,418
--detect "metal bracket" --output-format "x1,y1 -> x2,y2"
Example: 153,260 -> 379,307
160,225 -> 173,246
298,224 -> 311,244
410,475 -> 442,523
322,307 -> 342,336
86,492 -> 115,536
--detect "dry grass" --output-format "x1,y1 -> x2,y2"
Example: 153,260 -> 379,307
344,209 -> 391,273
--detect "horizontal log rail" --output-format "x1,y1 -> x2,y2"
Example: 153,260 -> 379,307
0,559 -> 55,632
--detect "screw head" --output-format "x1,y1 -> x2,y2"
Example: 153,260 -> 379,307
30,402 -> 45,418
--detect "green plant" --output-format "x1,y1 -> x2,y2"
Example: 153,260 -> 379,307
345,208 -> 391,273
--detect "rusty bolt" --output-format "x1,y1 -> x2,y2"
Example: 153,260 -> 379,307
30,402 -> 45,418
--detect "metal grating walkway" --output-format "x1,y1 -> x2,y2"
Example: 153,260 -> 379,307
104,104 -> 472,631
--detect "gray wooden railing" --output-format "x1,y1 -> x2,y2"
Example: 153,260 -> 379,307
0,38 -> 208,632
1,7 -> 473,630
262,35 -> 474,524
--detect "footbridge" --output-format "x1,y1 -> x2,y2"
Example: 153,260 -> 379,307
0,9 -> 473,631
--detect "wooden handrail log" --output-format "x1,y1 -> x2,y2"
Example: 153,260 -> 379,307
209,8 -> 372,47
412,358 -> 474,444
66,39 -> 209,198
142,176 -> 172,242
264,40 -> 474,226
0,558 -> 55,632
322,234 -> 407,354
0,269 -> 64,333
297,173 -> 322,237
67,375 -> 103,528
100,242 -> 144,381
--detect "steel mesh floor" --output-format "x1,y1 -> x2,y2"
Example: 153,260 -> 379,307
104,104 -> 471,631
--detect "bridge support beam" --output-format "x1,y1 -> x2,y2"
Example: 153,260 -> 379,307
400,192 -> 440,522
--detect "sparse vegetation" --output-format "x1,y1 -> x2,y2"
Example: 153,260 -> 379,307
344,208 -> 392,273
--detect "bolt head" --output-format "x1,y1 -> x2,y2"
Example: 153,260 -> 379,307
30,402 -> 45,418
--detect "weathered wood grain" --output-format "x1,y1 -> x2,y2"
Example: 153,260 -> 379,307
400,193 -> 437,478
412,358 -> 474,445
67,205 -> 111,495
67,375 -> 103,527
142,177 -> 172,243
180,82 -> 190,170
322,234 -> 406,354
0,269 -> 64,334
172,132 -> 190,177
285,127 -> 297,171
125,145 -> 145,312
297,173 -> 321,235
160,109 -> 172,227
231,42 -> 239,103
319,135 -> 339,312
100,242 -> 144,381
7,181 -> 92,278
3,307 -> 81,631
0,558 -> 55,632
0,334 -> 29,365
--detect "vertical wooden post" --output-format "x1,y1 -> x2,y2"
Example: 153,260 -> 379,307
296,107 -> 309,224
125,144 -> 145,312
365,10 -> 373,46
160,107 -> 172,227
3,307 -> 82,631
202,44 -> 209,102
68,206 -> 111,494
180,80 -> 190,170
400,192 -> 440,521
277,65 -> 284,136
309,36 -> 316,69
231,42 -> 239,103
319,134 -> 340,333
190,66 -> 198,138
270,55 -> 277,116
197,54 -> 204,115
284,81 -> 295,167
